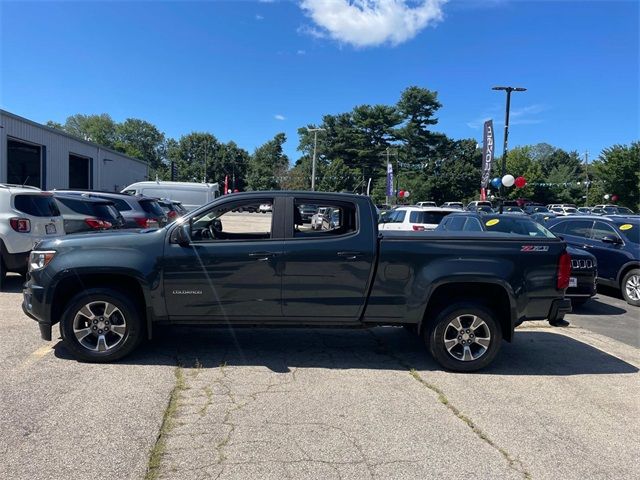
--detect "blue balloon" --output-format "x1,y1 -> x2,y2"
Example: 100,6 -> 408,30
491,177 -> 502,188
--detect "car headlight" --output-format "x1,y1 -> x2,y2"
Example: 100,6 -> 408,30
29,251 -> 56,271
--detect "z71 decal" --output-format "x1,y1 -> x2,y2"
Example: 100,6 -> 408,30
521,245 -> 550,252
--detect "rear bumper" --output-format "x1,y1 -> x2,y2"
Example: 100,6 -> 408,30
548,298 -> 572,322
1,242 -> 29,273
566,270 -> 597,299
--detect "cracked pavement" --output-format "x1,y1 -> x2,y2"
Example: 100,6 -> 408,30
1,275 -> 639,480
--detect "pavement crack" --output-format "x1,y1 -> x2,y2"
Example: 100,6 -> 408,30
145,364 -> 186,480
368,329 -> 532,480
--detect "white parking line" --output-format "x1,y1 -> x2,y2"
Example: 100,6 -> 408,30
19,344 -> 54,369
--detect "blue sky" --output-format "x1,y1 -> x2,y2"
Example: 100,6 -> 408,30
1,0 -> 638,163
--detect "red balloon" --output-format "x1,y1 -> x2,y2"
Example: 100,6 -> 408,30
611,194 -> 618,202
398,190 -> 405,198
514,176 -> 527,188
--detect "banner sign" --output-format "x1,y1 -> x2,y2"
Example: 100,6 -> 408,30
481,120 -> 494,189
386,162 -> 394,197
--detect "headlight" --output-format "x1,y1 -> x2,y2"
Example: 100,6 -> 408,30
29,251 -> 56,271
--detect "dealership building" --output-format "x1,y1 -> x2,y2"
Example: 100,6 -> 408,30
0,110 -> 149,192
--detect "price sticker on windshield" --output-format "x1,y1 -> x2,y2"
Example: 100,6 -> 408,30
486,219 -> 500,227
620,224 -> 633,231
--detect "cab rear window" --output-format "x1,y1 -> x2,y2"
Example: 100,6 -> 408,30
14,194 -> 60,217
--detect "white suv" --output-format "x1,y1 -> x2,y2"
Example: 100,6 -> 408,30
0,185 -> 65,287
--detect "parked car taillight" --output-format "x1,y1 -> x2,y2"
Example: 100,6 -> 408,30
167,210 -> 177,219
134,217 -> 149,228
557,251 -> 571,290
85,218 -> 113,230
10,217 -> 31,233
412,225 -> 426,231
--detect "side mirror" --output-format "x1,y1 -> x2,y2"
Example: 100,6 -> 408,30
601,235 -> 622,245
172,223 -> 191,246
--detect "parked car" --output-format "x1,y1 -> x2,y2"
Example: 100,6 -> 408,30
54,194 -> 124,233
258,203 -> 273,214
56,191 -> 167,229
0,184 -> 65,287
298,204 -> 318,223
466,201 -> 493,210
441,202 -> 464,209
577,207 -> 593,214
122,181 -> 220,211
550,206 -> 578,216
530,212 -> 558,224
547,215 -> 640,306
437,212 -> 597,306
311,207 -> 330,230
524,204 -> 552,215
378,207 -> 458,231
156,198 -> 187,222
466,205 -> 494,213
23,191 -> 570,371
416,201 -> 437,208
502,206 -> 526,215
592,205 -> 635,216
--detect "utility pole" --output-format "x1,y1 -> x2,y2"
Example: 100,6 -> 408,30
203,141 -> 208,184
492,86 -> 526,212
307,127 -> 326,191
584,150 -> 589,206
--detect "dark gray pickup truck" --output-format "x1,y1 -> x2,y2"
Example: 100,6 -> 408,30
23,191 -> 571,371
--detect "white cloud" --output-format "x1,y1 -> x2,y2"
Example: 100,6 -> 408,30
467,104 -> 548,129
297,49 -> 307,55
274,114 -> 286,121
299,0 -> 447,47
256,14 -> 264,20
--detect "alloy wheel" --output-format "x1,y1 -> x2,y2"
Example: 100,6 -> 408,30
73,301 -> 127,352
443,314 -> 491,362
626,274 -> 640,301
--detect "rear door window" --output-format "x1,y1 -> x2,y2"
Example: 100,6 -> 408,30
14,194 -> 60,217
563,220 -> 594,238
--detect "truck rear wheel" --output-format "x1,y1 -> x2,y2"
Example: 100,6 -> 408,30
425,302 -> 502,372
60,288 -> 143,362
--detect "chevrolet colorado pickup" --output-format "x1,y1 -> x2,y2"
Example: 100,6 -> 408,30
23,191 -> 571,372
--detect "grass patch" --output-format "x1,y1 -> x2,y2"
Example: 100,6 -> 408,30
145,366 -> 186,480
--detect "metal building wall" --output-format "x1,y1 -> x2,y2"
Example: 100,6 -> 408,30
0,110 -> 149,191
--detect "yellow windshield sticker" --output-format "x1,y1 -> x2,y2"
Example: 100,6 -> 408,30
620,224 -> 633,231
544,216 -> 550,220
486,219 -> 500,227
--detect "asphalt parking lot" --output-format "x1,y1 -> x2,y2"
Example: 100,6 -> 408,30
1,275 -> 638,480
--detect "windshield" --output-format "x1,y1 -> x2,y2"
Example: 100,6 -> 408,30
484,217 -> 556,237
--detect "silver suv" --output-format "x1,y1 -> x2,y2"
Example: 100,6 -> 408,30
0,184 -> 65,287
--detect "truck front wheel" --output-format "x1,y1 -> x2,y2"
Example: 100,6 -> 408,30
425,302 -> 502,372
60,288 -> 143,363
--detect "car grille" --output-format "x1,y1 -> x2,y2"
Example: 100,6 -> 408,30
571,259 -> 594,269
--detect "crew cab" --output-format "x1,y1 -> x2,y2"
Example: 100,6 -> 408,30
23,192 -> 571,372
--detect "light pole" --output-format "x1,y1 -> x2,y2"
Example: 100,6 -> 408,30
307,127 -> 326,191
492,86 -> 526,210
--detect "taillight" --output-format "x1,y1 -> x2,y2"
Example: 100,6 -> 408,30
134,217 -> 149,228
412,225 -> 426,231
85,218 -> 112,230
10,217 -> 31,233
167,210 -> 177,219
557,251 -> 571,290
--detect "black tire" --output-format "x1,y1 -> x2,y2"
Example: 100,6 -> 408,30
59,288 -> 144,362
424,302 -> 502,372
621,269 -> 640,307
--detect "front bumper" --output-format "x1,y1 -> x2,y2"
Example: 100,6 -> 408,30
548,298 -> 572,322
22,275 -> 52,340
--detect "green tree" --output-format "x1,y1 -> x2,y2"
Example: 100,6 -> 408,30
115,118 -> 166,171
167,132 -> 220,183
593,142 -> 640,210
247,133 -> 289,191
59,113 -> 118,148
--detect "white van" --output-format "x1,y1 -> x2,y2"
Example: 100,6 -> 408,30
121,181 -> 220,211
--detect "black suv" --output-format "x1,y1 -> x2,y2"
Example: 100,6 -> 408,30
547,216 -> 640,306
438,212 -> 597,306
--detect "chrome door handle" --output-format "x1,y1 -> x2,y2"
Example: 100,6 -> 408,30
249,252 -> 277,261
338,251 -> 362,260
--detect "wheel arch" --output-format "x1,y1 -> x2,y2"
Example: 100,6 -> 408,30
420,280 -> 516,342
50,271 -> 149,335
617,262 -> 640,286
